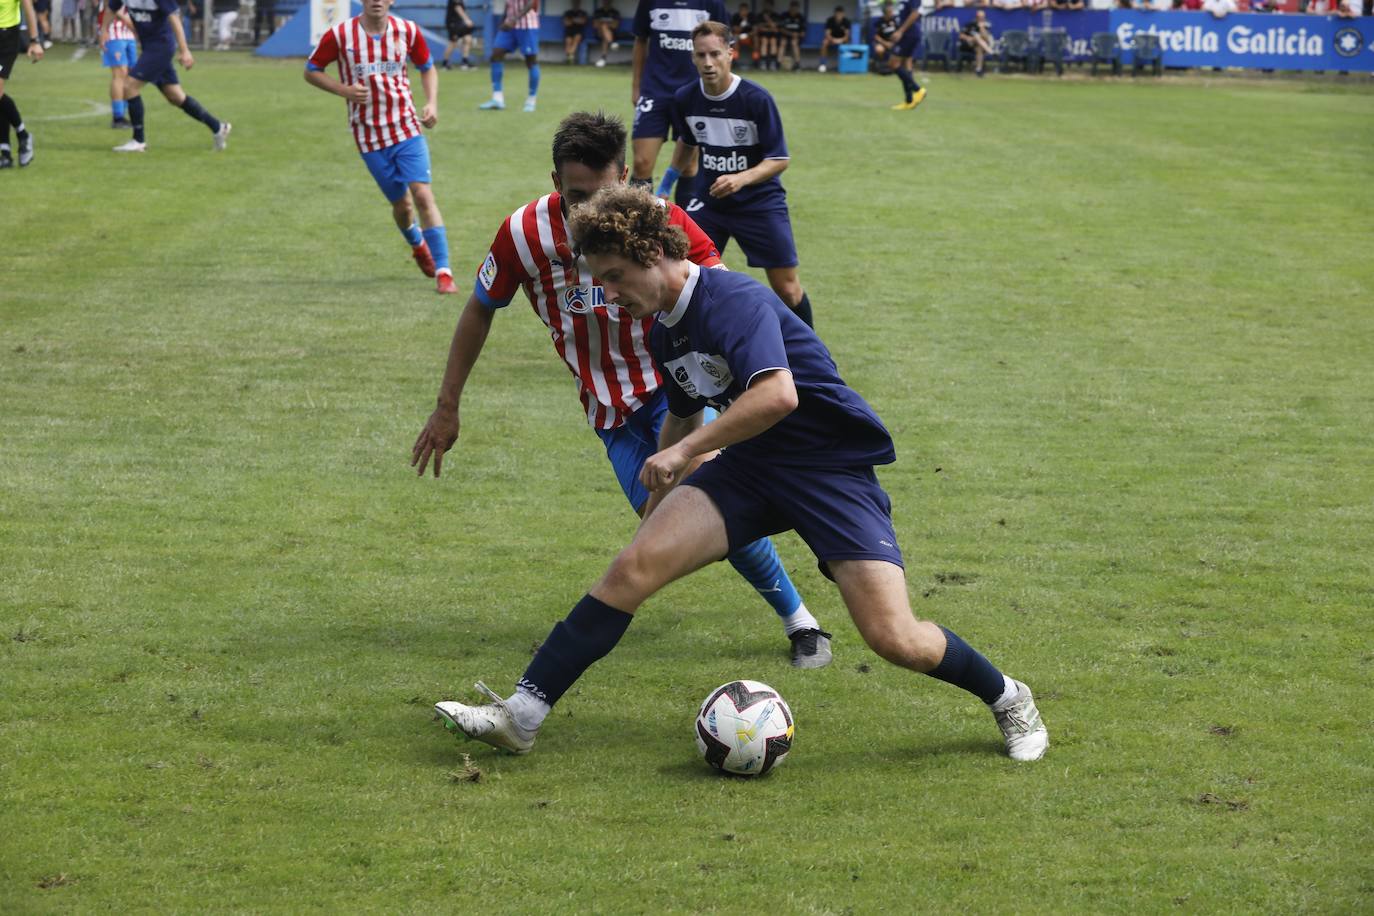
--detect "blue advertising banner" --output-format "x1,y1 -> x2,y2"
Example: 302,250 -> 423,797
919,9 -> 1110,61
1110,11 -> 1374,71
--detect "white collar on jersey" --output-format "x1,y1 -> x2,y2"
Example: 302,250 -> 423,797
700,74 -> 743,102
660,262 -> 700,328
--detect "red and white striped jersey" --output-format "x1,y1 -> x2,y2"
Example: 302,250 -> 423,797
99,0 -> 136,41
472,193 -> 723,430
307,15 -> 432,154
502,0 -> 541,30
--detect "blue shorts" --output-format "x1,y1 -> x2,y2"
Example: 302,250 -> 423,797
684,450 -> 904,579
631,95 -> 679,141
595,388 -> 670,512
103,38 -> 138,69
685,202 -> 799,270
492,26 -> 540,57
130,43 -> 179,86
360,135 -> 433,203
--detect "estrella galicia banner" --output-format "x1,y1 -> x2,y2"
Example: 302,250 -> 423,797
1111,11 -> 1374,72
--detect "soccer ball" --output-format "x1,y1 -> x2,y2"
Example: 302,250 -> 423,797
694,680 -> 794,776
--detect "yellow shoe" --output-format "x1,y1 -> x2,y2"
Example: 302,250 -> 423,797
911,87 -> 928,107
891,99 -> 915,110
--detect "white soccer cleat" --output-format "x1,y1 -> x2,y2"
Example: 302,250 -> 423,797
522,97 -> 537,112
434,681 -> 537,755
991,679 -> 1049,761
112,139 -> 147,153
213,121 -> 232,151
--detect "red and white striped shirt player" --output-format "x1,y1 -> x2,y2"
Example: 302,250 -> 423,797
99,0 -> 136,42
503,0 -> 541,30
307,12 -> 431,154
474,193 -> 722,430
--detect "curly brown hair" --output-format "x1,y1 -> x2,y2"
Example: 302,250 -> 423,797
567,186 -> 690,269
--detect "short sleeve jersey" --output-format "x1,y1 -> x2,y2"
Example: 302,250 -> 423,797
780,10 -> 806,32
107,0 -> 179,48
633,0 -> 730,100
563,7 -> 589,31
671,74 -> 788,213
824,14 -> 848,37
307,15 -> 433,154
503,0 -> 541,29
474,193 -> 722,430
874,15 -> 897,40
650,265 -> 895,468
99,0 -> 137,40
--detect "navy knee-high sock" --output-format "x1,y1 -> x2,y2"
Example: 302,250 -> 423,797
517,594 -> 633,706
128,95 -> 146,143
674,175 -> 696,209
792,292 -> 814,328
179,95 -> 221,133
925,626 -> 1006,704
896,67 -> 915,103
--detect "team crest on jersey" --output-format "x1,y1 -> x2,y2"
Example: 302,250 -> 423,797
733,124 -> 749,143
563,284 -> 606,314
479,252 -> 499,290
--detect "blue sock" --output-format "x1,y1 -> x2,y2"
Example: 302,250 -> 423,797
727,537 -> 803,620
128,95 -> 145,143
421,225 -> 450,273
401,222 -> 423,247
491,60 -> 504,93
655,166 -> 681,198
112,99 -> 127,119
179,94 -> 221,133
926,626 -> 1006,704
518,594 -> 633,706
528,63 -> 540,96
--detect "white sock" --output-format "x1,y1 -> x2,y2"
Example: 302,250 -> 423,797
990,675 -> 1020,710
782,603 -> 820,636
506,687 -> 550,732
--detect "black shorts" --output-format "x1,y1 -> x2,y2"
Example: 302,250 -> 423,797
446,21 -> 472,40
0,27 -> 21,81
33,0 -> 51,12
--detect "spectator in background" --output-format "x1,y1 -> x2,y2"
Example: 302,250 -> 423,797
779,0 -> 804,69
817,4 -> 848,71
1202,0 -> 1236,16
1051,0 -> 1086,11
1136,0 -> 1170,11
871,1 -> 899,70
59,0 -> 77,41
756,0 -> 780,69
592,1 -> 619,65
441,0 -> 474,69
1179,0 -> 1203,10
253,0 -> 276,43
564,0 -> 588,62
958,9 -> 992,75
1336,0 -> 1360,15
33,0 -> 52,46
212,0 -> 237,49
731,2 -> 755,67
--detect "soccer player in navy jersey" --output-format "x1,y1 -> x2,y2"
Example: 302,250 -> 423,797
630,0 -> 727,204
434,186 -> 1050,763
886,0 -> 927,111
412,111 -> 832,671
104,0 -> 231,153
671,20 -> 813,327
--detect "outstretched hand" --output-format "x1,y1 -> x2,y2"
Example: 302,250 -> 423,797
412,408 -> 460,477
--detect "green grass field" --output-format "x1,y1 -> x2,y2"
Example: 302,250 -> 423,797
3,52 -> 1373,912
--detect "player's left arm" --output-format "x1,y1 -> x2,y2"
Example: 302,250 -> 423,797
22,0 -> 44,59
410,28 -> 439,127
167,1 -> 194,69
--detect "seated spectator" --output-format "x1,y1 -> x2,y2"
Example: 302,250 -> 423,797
564,0 -> 589,63
780,0 -> 806,70
1300,0 -> 1330,11
818,4 -> 849,71
1136,0 -> 1170,10
1336,0 -> 1360,15
871,2 -> 899,69
1051,0 -> 1086,10
1179,0 -> 1203,9
959,9 -> 993,75
731,2 -> 756,67
592,2 -> 621,66
757,0 -> 781,69
1202,0 -> 1236,16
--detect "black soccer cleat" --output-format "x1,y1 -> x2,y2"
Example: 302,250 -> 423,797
0,149 -> 12,169
788,628 -> 833,669
17,133 -> 33,167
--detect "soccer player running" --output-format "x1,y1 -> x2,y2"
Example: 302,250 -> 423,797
886,0 -> 927,111
0,0 -> 43,170
671,20 -> 814,327
305,0 -> 456,295
412,111 -> 832,672
434,186 -> 1050,763
97,0 -> 135,128
630,0 -> 727,205
479,0 -> 540,112
103,0 -> 231,153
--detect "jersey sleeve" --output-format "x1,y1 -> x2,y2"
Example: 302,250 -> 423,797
473,219 -> 526,309
668,205 -> 722,268
710,290 -> 791,393
633,0 -> 651,38
307,26 -> 339,70
156,0 -> 179,15
670,86 -> 695,147
754,90 -> 789,160
408,22 -> 433,70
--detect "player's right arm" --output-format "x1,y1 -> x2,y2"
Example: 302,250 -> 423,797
303,29 -> 370,104
411,292 -> 497,477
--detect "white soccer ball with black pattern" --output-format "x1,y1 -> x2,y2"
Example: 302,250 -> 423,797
694,680 -> 794,776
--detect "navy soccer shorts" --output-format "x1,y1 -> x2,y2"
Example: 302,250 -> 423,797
683,449 -> 905,579
685,201 -> 799,270
894,27 -> 920,59
130,43 -> 181,87
631,94 -> 678,141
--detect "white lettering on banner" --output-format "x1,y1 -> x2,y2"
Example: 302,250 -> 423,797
658,33 -> 695,50
1117,20 -> 1323,56
1117,22 -> 1218,52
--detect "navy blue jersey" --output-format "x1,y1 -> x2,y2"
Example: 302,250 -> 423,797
897,0 -> 920,24
633,0 -> 729,99
650,265 -> 895,468
671,75 -> 788,213
109,0 -> 179,47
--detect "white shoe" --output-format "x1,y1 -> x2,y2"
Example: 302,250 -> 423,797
817,62 -> 827,72
112,139 -> 147,153
595,56 -> 606,67
610,41 -> 620,50
434,681 -> 537,755
991,680 -> 1049,761
523,97 -> 536,112
213,121 -> 231,151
